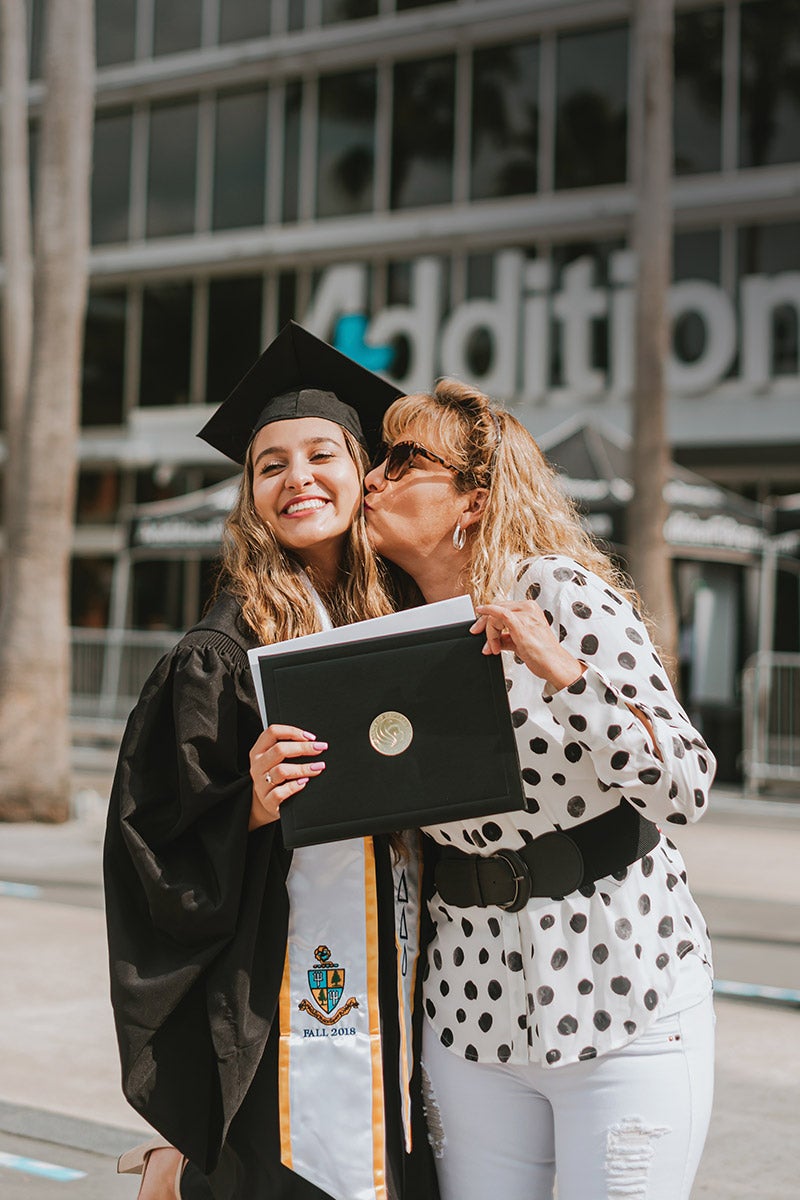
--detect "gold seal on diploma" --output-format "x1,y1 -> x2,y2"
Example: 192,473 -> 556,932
369,711 -> 414,756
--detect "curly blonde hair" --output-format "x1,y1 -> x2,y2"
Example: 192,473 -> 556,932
216,426 -> 394,642
381,380 -> 641,610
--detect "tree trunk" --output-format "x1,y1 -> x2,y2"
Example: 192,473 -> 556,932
628,0 -> 679,673
0,0 -> 95,820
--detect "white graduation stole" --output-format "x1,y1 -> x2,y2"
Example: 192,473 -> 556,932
277,583 -> 423,1200
279,836 -> 422,1200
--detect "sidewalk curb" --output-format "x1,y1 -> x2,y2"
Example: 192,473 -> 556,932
0,1100 -> 144,1159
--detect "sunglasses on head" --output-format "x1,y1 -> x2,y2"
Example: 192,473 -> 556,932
372,440 -> 460,481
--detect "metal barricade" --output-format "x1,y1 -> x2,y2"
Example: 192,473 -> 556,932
742,652 -> 800,792
70,627 -> 177,721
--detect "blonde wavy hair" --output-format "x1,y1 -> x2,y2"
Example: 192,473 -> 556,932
217,426 -> 394,642
382,380 -> 641,611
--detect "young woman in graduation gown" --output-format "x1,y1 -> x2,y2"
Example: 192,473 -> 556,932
363,382 -> 716,1200
104,325 -> 437,1200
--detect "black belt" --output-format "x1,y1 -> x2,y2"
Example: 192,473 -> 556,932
433,802 -> 660,912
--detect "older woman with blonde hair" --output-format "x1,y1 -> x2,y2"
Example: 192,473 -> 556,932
364,380 -> 716,1200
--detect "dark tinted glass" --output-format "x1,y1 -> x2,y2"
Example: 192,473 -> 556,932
322,0 -> 378,21
391,56 -> 455,209
71,557 -> 114,628
674,7 -> 723,175
672,231 -> 722,366
153,0 -> 203,56
396,0 -> 454,9
131,561 -> 186,630
288,0 -> 305,32
213,89 -> 268,229
28,0 -> 44,80
278,272 -> 298,328
206,276 -> 264,405
555,25 -> 628,189
75,471 -> 121,526
219,0 -> 270,42
81,290 -> 127,426
146,101 -> 198,238
317,70 -> 376,217
471,40 -> 538,200
92,109 -> 132,245
739,0 -> 800,168
738,222 -> 800,376
96,0 -> 137,67
282,82 -> 303,222
140,284 -> 193,406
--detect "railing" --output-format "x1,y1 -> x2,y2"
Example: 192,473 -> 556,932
71,627 -> 177,721
742,652 -> 800,792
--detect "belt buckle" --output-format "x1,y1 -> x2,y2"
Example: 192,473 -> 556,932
495,849 -> 532,913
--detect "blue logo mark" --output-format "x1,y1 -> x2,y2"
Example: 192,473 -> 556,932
333,313 -> 395,373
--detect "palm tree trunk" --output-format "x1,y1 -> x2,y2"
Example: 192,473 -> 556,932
628,0 -> 679,672
0,0 -> 95,820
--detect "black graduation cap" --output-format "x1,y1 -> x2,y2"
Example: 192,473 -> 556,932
197,320 -> 403,464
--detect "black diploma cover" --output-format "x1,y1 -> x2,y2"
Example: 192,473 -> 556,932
254,620 -> 525,848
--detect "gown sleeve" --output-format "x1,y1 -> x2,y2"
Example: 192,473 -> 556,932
513,556 -> 716,828
103,630 -> 289,1172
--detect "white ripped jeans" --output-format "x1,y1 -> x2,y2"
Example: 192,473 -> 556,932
421,993 -> 715,1200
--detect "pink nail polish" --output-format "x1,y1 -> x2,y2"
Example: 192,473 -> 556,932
309,762 -> 326,772
302,731 -> 316,739
312,741 -> 328,750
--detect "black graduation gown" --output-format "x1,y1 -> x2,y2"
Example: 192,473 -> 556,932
103,593 -> 437,1200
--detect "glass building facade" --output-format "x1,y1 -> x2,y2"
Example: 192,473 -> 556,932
12,2 -> 800,676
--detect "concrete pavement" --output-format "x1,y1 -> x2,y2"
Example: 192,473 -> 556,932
0,784 -> 798,1197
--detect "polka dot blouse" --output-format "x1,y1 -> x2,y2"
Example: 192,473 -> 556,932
421,555 -> 715,1068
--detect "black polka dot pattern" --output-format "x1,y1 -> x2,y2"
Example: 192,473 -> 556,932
419,554 -> 714,1069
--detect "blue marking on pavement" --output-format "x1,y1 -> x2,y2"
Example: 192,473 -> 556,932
0,880 -> 41,898
0,1150 -> 87,1181
714,978 -> 800,1006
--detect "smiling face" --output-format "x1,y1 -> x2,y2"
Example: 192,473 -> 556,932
250,416 -> 363,579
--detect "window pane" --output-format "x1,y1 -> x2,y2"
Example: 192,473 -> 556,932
140,284 -> 194,406
555,25 -> 628,189
391,56 -> 455,209
674,7 -> 723,175
71,557 -> 114,628
278,272 -> 298,327
147,101 -> 198,238
75,471 -> 121,526
317,69 -> 376,217
672,231 -> 721,366
96,0 -> 136,67
738,222 -> 800,376
92,109 -> 132,244
207,277 -> 264,406
740,0 -> 800,168
28,0 -> 44,80
131,561 -> 186,630
82,290 -> 127,425
282,82 -> 303,223
471,40 -> 538,200
219,0 -> 270,42
153,0 -> 203,56
213,89 -> 268,230
322,0 -> 378,22
396,0 -> 455,9
288,0 -> 305,32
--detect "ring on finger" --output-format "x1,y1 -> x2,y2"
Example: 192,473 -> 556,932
265,771 -> 273,787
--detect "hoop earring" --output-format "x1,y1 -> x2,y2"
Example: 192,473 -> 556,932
452,522 -> 466,551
